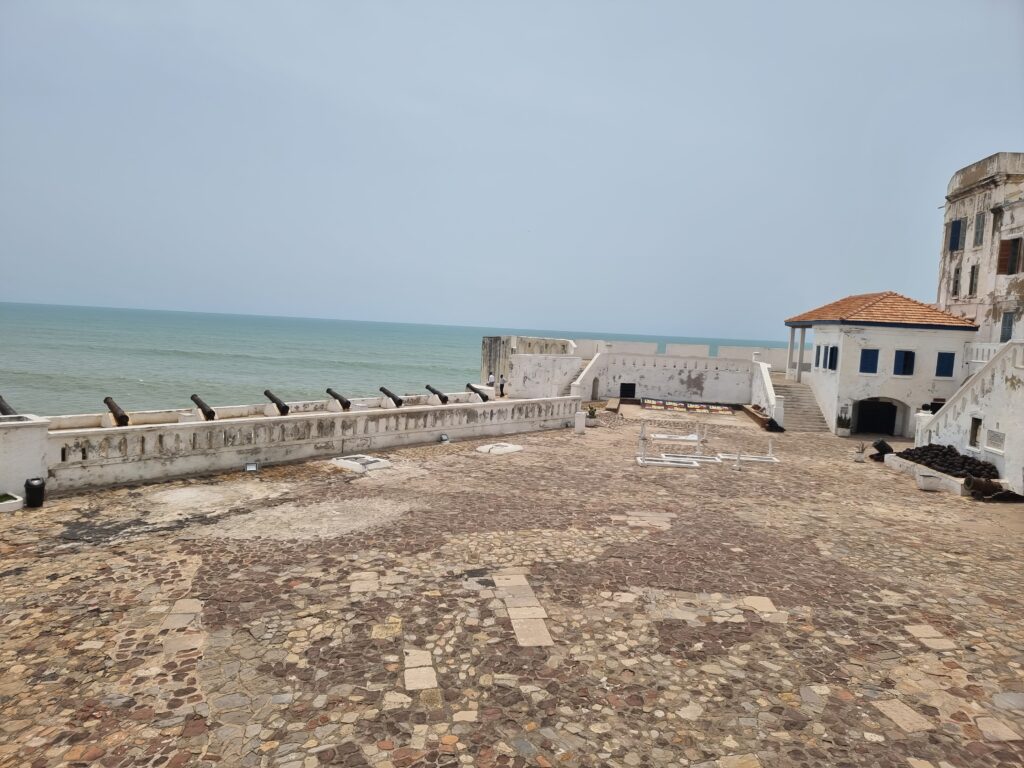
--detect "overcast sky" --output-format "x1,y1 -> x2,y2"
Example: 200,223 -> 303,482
1,1 -> 1022,339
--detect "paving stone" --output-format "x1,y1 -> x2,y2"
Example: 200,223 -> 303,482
740,596 -> 776,613
919,637 -> 956,651
904,624 -> 943,638
4,417 -> 1024,767
403,667 -> 438,691
170,598 -> 202,614
873,699 -> 934,733
402,649 -> 432,668
975,716 -> 1021,742
511,618 -> 553,647
718,755 -> 762,768
506,606 -> 547,619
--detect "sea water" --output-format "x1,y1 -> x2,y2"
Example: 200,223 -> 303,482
0,302 -> 785,416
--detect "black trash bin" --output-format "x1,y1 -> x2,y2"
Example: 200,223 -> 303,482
24,477 -> 45,508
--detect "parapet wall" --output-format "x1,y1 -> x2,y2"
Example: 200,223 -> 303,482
572,353 -> 756,403
2,396 -> 579,496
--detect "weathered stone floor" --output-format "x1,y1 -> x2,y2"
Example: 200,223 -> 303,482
2,414 -> 1024,768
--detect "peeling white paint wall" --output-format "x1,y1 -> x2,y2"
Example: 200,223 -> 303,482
917,342 -> 1024,494
572,353 -> 754,403
480,336 -> 575,384
509,354 -> 583,399
0,415 -> 50,498
805,325 -> 977,436
937,152 -> 1024,342
37,396 -> 580,493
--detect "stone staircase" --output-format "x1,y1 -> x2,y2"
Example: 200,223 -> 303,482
770,375 -> 829,432
561,362 -> 589,397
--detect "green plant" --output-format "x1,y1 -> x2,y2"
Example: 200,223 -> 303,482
0,494 -> 15,503
836,414 -> 852,429
587,406 -> 598,418
855,442 -> 867,453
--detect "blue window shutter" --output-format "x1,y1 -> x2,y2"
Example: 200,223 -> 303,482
1001,313 -> 1015,343
935,352 -> 955,377
948,220 -> 961,251
859,349 -> 878,373
814,346 -> 820,367
897,350 -> 916,375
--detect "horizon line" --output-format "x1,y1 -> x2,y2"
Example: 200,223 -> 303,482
0,299 -> 792,346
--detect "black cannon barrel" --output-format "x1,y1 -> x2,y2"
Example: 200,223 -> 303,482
379,387 -> 404,407
263,389 -> 290,416
425,385 -> 449,405
326,388 -> 352,411
0,395 -> 16,416
103,396 -> 131,427
964,475 -> 1002,496
190,394 -> 217,421
465,383 -> 489,402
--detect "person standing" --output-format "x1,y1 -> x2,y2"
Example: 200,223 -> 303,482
499,374 -> 506,397
487,371 -> 495,387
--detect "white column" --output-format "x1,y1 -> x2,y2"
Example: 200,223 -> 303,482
796,327 -> 807,383
785,327 -> 796,380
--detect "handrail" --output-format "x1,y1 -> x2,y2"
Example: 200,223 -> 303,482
921,341 -> 1024,434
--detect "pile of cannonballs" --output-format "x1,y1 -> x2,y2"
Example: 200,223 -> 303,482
896,443 -> 999,479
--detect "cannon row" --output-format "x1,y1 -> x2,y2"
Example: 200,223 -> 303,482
0,384 -> 488,426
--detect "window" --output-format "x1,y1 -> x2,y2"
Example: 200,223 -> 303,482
998,238 -> 1022,275
973,212 -> 985,247
935,352 -> 955,377
859,348 -> 879,374
1001,312 -> 1015,343
969,417 -> 982,448
893,350 -> 915,376
828,345 -> 838,371
951,266 -> 961,297
947,218 -> 966,252
968,264 -> 979,296
814,345 -> 821,367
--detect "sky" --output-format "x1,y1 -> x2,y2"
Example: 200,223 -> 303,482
1,1 -> 1023,340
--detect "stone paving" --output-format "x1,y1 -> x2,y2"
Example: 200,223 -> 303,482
2,413 -> 1024,767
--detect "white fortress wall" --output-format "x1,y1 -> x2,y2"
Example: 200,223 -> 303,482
718,346 -> 790,369
917,341 -> 1024,494
509,355 -> 583,399
24,395 -> 580,493
45,393 -> 481,430
665,343 -> 711,357
480,336 -> 575,384
572,353 -> 755,403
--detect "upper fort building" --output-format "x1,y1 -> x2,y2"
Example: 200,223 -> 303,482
937,152 -> 1024,343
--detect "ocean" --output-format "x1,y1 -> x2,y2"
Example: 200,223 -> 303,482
0,303 -> 787,417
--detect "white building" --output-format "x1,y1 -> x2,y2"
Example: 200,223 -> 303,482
783,152 -> 1024,493
785,292 -> 977,437
936,152 -> 1024,343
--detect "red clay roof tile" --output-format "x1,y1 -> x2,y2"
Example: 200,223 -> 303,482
785,291 -> 976,329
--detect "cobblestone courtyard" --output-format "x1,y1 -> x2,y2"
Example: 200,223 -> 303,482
2,414 -> 1024,767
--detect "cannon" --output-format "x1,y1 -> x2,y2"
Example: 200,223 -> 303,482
326,388 -> 352,411
465,383 -> 489,403
425,385 -> 449,405
190,394 -> 217,421
0,395 -> 16,416
263,389 -> 290,416
964,475 -> 1002,496
103,396 -> 131,427
379,387 -> 404,408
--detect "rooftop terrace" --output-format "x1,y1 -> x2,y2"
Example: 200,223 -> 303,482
1,413 -> 1023,767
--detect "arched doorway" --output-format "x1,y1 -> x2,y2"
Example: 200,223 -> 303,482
591,378 -> 600,401
854,398 -> 909,436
